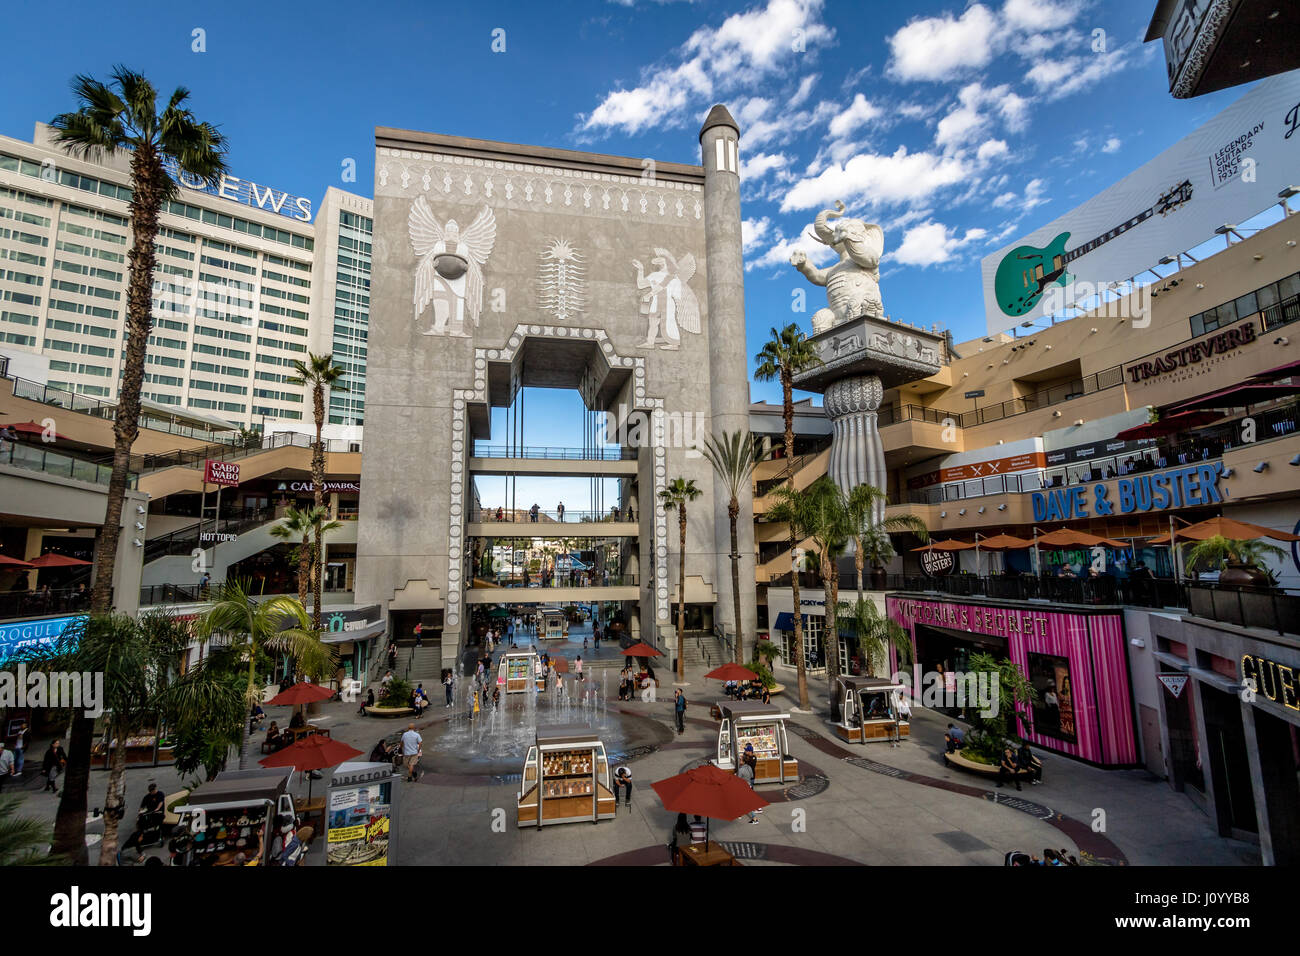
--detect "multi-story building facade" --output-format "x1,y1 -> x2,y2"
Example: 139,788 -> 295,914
0,123 -> 372,431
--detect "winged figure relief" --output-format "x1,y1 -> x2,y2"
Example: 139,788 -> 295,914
409,197 -> 497,336
631,248 -> 700,350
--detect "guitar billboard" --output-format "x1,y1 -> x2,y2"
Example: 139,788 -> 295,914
981,72 -> 1300,334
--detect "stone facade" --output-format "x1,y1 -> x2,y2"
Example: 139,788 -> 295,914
357,113 -> 757,666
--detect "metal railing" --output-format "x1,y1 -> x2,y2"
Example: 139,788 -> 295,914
130,430 -> 361,473
0,588 -> 88,621
471,444 -> 637,461
879,403 -> 964,427
1262,292 -> 1300,331
0,440 -> 136,488
139,583 -> 205,606
470,573 -> 639,589
470,508 -> 638,524
1187,583 -> 1300,636
143,505 -> 278,562
8,373 -> 241,443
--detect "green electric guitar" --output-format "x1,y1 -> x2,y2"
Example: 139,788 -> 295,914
993,179 -> 1194,317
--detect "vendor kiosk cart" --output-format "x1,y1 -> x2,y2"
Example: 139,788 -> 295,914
540,607 -> 567,641
517,725 -> 616,827
497,648 -> 546,693
713,701 -> 799,785
171,768 -> 298,866
831,676 -> 909,744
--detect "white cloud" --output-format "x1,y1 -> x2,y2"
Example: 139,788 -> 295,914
781,146 -> 970,212
742,216 -> 772,253
790,74 -> 819,108
828,93 -> 881,139
746,222 -> 837,271
977,139 -> 1009,164
934,83 -> 1031,151
1026,47 -> 1131,101
740,151 -> 789,180
581,0 -> 834,135
1001,0 -> 1084,32
887,4 -> 999,82
742,97 -> 838,148
991,177 -> 1048,212
1102,136 -> 1121,153
893,221 -> 988,267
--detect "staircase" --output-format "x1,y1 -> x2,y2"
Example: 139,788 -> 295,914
407,645 -> 445,686
678,631 -> 729,671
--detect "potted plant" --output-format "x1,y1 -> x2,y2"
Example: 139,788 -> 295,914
1183,535 -> 1286,588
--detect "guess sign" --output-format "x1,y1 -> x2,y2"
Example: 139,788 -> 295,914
204,459 -> 240,487
920,549 -> 954,576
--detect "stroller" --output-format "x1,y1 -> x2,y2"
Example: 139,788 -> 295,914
1004,850 -> 1036,866
117,810 -> 166,864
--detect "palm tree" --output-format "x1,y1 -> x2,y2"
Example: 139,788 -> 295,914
700,431 -> 757,664
793,476 -> 855,699
287,352 -> 347,629
765,489 -> 813,710
844,483 -> 928,600
754,324 -> 822,706
269,506 -> 340,608
659,477 -> 702,682
48,65 -> 227,864
200,580 -> 333,769
839,598 -> 912,678
0,796 -> 64,866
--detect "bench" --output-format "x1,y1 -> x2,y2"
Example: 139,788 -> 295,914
943,749 -> 1040,781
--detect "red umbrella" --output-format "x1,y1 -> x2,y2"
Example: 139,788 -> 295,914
620,642 -> 663,657
3,420 -> 70,440
705,662 -> 758,682
652,763 -> 769,843
0,555 -> 33,568
27,553 -> 91,568
267,681 -> 335,707
258,734 -> 363,801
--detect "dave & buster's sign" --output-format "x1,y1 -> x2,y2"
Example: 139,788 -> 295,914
919,549 -> 954,576
204,459 -> 240,487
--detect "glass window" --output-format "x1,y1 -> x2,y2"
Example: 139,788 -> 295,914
1217,299 -> 1237,324
1201,306 -> 1219,332
202,209 -> 217,225
1280,273 -> 1300,300
1234,292 -> 1258,319
1190,312 -> 1205,336
1258,282 -> 1279,310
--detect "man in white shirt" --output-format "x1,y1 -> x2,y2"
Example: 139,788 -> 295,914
401,723 -> 423,782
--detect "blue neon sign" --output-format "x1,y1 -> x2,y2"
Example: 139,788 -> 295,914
1031,462 -> 1226,522
0,614 -> 84,663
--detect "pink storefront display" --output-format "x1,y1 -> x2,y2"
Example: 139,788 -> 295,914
886,594 -> 1138,767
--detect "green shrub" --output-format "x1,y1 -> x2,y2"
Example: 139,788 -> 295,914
380,677 -> 413,707
746,659 -> 778,690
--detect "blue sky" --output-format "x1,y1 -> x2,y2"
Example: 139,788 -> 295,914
0,0 -> 1264,506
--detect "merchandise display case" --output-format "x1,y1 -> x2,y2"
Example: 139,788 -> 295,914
540,607 -> 567,641
497,649 -> 546,694
516,725 -> 615,827
831,676 -> 909,744
714,702 -> 799,785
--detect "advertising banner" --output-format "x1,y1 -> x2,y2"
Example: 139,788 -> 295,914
203,459 -> 240,487
981,72 -> 1300,333
327,763 -> 396,866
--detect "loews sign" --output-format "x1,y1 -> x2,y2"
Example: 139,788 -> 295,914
204,459 -> 240,487
165,159 -> 313,223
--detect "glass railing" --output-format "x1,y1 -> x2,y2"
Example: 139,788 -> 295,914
470,508 -> 639,523
130,430 -> 362,472
0,441 -> 136,488
471,445 -> 637,460
469,573 -> 639,589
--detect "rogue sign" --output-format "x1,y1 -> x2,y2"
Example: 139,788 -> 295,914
1032,462 -> 1226,521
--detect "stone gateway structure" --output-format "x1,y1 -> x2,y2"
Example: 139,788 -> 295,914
357,107 -> 757,668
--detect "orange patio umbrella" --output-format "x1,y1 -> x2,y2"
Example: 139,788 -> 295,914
976,534 -> 1034,550
1147,516 -> 1300,546
704,662 -> 758,682
0,554 -> 34,568
1034,529 -> 1131,549
910,539 -> 976,551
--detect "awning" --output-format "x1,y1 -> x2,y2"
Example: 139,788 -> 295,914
772,612 -> 815,631
1168,382 -> 1300,412
1115,410 -> 1223,440
1248,359 -> 1300,382
321,620 -> 385,644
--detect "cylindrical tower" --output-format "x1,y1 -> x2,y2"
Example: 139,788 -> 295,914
824,374 -> 886,522
700,104 -> 758,659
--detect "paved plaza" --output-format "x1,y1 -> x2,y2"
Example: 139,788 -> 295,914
10,635 -> 1258,867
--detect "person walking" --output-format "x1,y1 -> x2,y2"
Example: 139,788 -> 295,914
414,622 -> 423,647
0,742 -> 14,792
401,723 -> 423,782
42,738 -> 65,793
443,669 -> 454,707
737,755 -> 759,824
556,501 -> 565,523
575,656 -> 583,681
674,688 -> 687,734
11,722 -> 26,775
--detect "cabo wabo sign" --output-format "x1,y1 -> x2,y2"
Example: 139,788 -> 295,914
1032,461 -> 1226,521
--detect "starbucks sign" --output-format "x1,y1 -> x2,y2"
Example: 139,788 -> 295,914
920,549 -> 954,577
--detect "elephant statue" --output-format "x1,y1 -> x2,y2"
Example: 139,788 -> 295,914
790,201 -> 884,333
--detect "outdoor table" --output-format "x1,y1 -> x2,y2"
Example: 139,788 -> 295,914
307,725 -> 330,738
297,796 -> 326,833
679,840 -> 739,867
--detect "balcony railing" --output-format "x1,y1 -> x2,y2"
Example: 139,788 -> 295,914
129,430 -> 361,473
879,403 -> 964,428
470,573 -> 639,589
471,445 -> 637,461
470,508 -> 638,524
143,505 -> 278,562
0,441 -> 136,488
1187,583 -> 1300,636
0,588 -> 88,621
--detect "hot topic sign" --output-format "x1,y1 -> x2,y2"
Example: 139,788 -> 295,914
204,459 -> 240,487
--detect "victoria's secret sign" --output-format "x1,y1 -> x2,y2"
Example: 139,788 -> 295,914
1126,321 -> 1256,384
893,598 -> 1049,639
